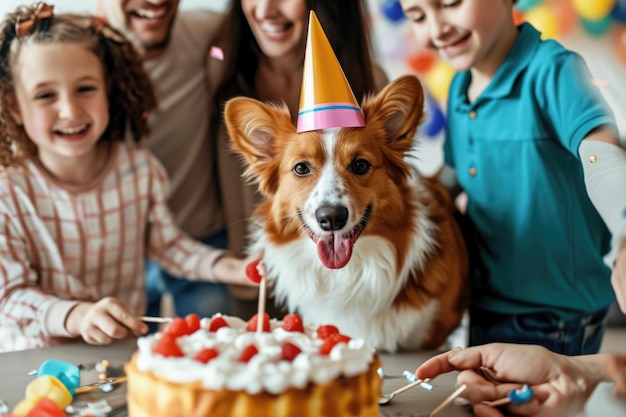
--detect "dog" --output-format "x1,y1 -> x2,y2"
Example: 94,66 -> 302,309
224,75 -> 468,352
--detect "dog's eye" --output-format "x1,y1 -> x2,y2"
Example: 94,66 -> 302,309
351,159 -> 371,175
293,162 -> 311,176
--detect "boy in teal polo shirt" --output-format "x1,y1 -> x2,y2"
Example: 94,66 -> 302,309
399,0 -> 626,355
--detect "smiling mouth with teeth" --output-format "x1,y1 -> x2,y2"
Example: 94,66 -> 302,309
54,124 -> 89,136
133,8 -> 167,19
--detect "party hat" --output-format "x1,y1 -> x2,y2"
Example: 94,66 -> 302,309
296,11 -> 365,133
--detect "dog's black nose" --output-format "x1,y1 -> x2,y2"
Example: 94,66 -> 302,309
315,205 -> 349,231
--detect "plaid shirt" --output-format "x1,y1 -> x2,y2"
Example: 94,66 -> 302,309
0,142 -> 223,352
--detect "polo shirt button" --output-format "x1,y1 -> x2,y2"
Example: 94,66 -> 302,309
469,167 -> 477,176
469,111 -> 477,119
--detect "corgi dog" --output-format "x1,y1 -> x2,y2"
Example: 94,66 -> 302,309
225,75 -> 468,352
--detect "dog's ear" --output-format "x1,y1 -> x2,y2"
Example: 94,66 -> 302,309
361,75 -> 425,153
224,97 -> 292,195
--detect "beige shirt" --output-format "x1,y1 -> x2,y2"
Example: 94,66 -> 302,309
142,11 -> 226,238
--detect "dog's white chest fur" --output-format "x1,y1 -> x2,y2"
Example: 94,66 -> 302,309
249,174 -> 440,352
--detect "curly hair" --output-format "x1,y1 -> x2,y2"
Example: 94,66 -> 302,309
0,3 -> 157,168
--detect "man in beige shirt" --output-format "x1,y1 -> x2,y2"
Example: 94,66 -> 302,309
97,0 -> 234,329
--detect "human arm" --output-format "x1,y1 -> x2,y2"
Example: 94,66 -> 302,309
0,202 -> 146,348
143,151 -> 259,287
64,298 -> 147,345
578,127 -> 626,313
416,344 -> 618,417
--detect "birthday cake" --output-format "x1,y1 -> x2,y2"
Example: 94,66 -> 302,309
125,313 -> 381,417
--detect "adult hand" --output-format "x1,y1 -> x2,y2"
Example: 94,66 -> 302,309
606,354 -> 626,396
211,251 -> 263,287
611,238 -> 626,314
416,343 -> 603,417
65,297 -> 148,345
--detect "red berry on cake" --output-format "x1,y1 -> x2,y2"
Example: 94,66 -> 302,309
246,313 -> 270,332
282,314 -> 304,333
245,259 -> 263,283
208,316 -> 229,332
316,324 -> 339,340
281,342 -> 302,361
239,344 -> 259,362
185,313 -> 201,334
165,317 -> 189,337
194,347 -> 220,364
154,333 -> 184,358
319,333 -> 351,356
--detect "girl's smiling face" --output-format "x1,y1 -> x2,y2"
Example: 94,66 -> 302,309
9,41 -> 109,170
241,0 -> 309,61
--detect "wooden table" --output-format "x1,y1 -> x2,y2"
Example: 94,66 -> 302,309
0,340 -> 624,416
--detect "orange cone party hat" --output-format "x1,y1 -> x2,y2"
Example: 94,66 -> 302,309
296,11 -> 365,133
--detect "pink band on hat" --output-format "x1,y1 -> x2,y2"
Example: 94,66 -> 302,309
297,102 -> 365,133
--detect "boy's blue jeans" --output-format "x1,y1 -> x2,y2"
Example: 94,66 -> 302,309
469,306 -> 608,355
144,228 -> 233,333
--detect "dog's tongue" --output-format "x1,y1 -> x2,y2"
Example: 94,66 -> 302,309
317,233 -> 353,269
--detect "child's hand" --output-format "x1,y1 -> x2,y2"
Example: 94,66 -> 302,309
66,297 -> 148,345
606,354 -> 626,396
611,238 -> 626,314
211,252 -> 264,287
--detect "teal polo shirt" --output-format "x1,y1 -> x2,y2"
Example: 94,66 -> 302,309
445,23 -> 617,319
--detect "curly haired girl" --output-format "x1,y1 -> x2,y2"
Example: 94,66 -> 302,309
0,2 -> 259,352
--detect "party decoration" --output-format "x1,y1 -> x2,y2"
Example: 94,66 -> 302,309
546,0 -> 578,36
297,11 -> 364,133
420,94 -> 446,139
612,24 -> 626,66
381,0 -> 406,22
524,5 -> 560,39
25,376 -> 73,409
581,15 -> 613,36
612,0 -> 626,23
37,360 -> 80,396
572,0 -> 616,21
424,60 -> 455,104
515,0 -> 543,12
406,49 -> 437,74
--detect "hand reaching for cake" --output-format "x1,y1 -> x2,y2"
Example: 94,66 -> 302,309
65,297 -> 148,345
204,251 -> 264,287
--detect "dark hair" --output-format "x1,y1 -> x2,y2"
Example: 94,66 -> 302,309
0,3 -> 157,168
218,0 -> 377,105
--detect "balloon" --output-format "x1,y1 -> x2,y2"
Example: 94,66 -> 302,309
515,0 -> 543,12
546,0 -> 579,36
420,94 -> 446,139
406,49 -> 437,74
524,5 -> 560,39
611,0 -> 626,22
424,60 -> 455,104
512,8 -> 525,26
381,0 -> 406,23
581,15 -> 613,36
572,0 -> 616,21
612,24 -> 626,66
25,376 -> 73,409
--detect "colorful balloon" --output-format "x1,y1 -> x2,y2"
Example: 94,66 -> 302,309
524,5 -> 560,39
424,60 -> 455,104
37,360 -> 80,396
515,0 -> 543,12
546,0 -> 579,36
612,24 -> 626,66
381,0 -> 406,23
572,0 -> 616,21
581,15 -> 613,36
406,49 -> 437,74
611,0 -> 626,22
420,94 -> 446,139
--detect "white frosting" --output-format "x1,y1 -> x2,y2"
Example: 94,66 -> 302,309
135,315 -> 375,394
